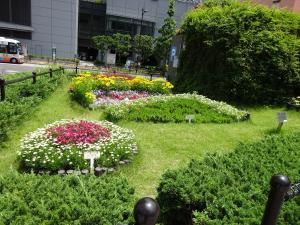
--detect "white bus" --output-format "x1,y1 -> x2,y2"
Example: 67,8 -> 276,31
0,37 -> 24,64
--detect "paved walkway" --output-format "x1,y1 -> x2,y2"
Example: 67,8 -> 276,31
0,63 -> 45,76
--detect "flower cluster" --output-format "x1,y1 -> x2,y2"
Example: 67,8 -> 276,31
104,93 -> 250,122
70,72 -> 174,106
291,97 -> 300,106
47,120 -> 111,145
18,119 -> 138,171
92,90 -> 156,106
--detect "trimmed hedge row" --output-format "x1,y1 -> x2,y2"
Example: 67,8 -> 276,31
0,68 -> 65,145
157,133 -> 300,225
0,172 -> 135,224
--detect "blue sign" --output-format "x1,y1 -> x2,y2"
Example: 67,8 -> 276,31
171,46 -> 176,57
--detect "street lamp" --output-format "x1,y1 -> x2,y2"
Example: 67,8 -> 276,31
137,8 -> 148,62
140,8 -> 148,35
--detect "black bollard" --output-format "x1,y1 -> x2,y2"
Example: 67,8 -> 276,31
261,174 -> 290,225
0,78 -> 5,101
134,197 -> 160,225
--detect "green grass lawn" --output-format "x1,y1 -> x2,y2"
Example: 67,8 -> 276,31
1,78 -> 300,197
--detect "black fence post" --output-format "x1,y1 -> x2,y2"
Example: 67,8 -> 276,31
75,66 -> 78,74
0,78 -> 5,101
261,174 -> 290,225
49,68 -> 53,78
32,72 -> 37,84
134,197 -> 160,225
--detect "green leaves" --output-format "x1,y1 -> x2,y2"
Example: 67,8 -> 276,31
155,0 -> 177,63
133,35 -> 154,61
0,68 -> 64,145
157,133 -> 300,225
0,172 -> 135,224
104,94 -> 249,123
112,33 -> 132,58
177,0 -> 300,104
92,35 -> 113,51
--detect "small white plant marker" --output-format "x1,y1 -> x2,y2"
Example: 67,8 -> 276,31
185,115 -> 194,124
277,112 -> 287,132
84,151 -> 100,172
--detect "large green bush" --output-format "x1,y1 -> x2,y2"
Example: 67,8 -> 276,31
157,133 -> 300,225
0,172 -> 135,224
176,0 -> 300,104
0,68 -> 65,144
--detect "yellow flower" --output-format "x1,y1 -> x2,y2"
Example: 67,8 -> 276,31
84,92 -> 96,103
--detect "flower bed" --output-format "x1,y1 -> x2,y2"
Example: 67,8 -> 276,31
69,73 -> 174,106
18,119 -> 137,172
287,96 -> 300,111
92,90 -> 157,106
104,93 -> 250,123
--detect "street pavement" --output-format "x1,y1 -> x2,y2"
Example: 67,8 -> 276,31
0,63 -> 45,76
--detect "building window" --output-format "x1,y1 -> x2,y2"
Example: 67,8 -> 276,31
0,0 -> 31,26
0,29 -> 32,40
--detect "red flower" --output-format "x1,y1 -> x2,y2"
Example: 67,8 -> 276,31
47,121 -> 111,145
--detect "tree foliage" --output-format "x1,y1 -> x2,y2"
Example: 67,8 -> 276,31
92,35 -> 113,52
155,0 -> 177,63
176,0 -> 300,104
112,33 -> 132,60
133,35 -> 154,62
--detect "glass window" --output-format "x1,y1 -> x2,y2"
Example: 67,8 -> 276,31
7,43 -> 18,54
0,0 -> 10,22
0,0 -> 31,26
0,44 -> 7,53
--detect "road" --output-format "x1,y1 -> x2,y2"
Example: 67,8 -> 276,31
0,63 -> 45,76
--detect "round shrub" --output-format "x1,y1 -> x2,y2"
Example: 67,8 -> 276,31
0,172 -> 135,224
18,119 -> 138,171
157,133 -> 300,225
176,0 -> 300,104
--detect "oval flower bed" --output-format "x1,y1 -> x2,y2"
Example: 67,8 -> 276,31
104,93 -> 250,123
17,119 -> 137,172
70,73 -> 174,107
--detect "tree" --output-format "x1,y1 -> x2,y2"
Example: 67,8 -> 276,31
92,35 -> 114,52
155,0 -> 177,68
112,33 -> 132,63
133,35 -> 154,62
92,35 -> 113,63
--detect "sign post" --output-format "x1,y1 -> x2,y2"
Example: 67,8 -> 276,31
84,151 -> 100,172
52,46 -> 56,62
277,112 -> 287,132
185,115 -> 194,124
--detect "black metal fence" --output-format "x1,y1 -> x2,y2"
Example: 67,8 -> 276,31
0,67 -> 64,101
261,174 -> 300,225
132,174 -> 300,225
69,66 -> 162,81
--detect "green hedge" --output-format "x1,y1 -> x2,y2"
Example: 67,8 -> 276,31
176,0 -> 300,104
0,172 -> 135,224
0,68 -> 65,144
157,133 -> 300,225
104,93 -> 249,123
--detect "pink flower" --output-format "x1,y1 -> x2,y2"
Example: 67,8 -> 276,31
47,121 -> 111,145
